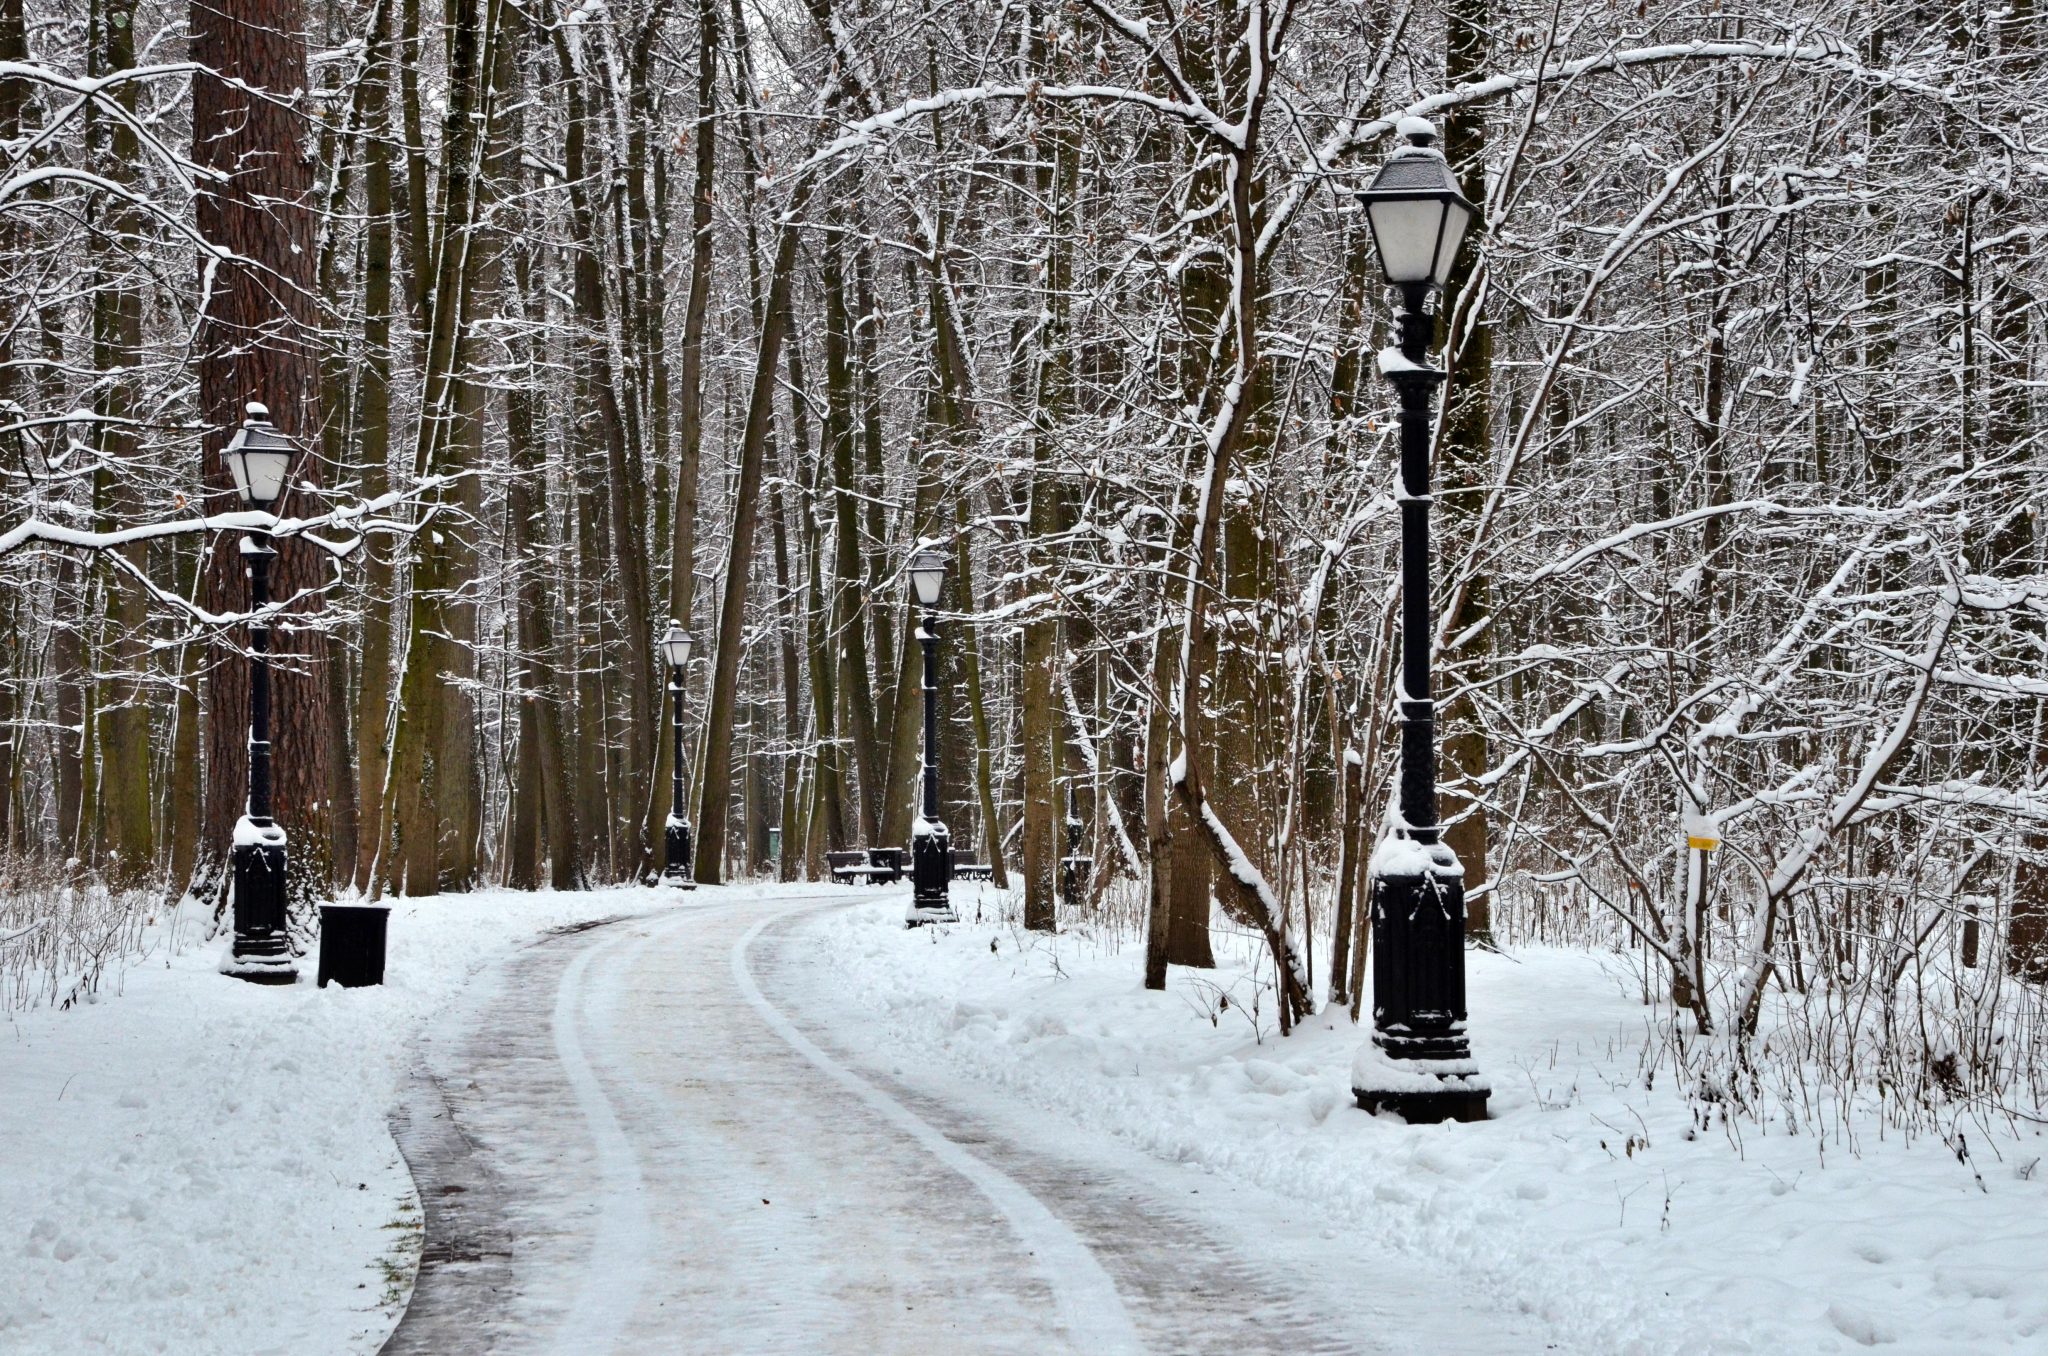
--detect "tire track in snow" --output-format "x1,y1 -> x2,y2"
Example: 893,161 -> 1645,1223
732,911 -> 1149,1356
546,922 -> 657,1356
746,906 -> 1405,1356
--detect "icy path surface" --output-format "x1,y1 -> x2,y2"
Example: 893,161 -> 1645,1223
385,893 -> 1539,1354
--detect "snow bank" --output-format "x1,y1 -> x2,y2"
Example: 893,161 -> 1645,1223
802,896 -> 2048,1355
0,886 -> 668,1355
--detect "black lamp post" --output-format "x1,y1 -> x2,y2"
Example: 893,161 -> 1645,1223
221,403 -> 299,984
906,548 -> 956,926
1059,782 -> 1088,912
659,621 -> 695,888
1349,118 -> 1488,1122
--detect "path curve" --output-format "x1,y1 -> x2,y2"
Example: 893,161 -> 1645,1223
383,892 -> 1526,1354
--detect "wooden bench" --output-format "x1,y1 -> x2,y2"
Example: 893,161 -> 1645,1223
828,847 -> 905,885
865,847 -> 904,884
952,850 -> 993,882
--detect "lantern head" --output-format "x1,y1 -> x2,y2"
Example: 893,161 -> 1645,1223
223,403 -> 299,509
1358,117 -> 1477,289
908,549 -> 947,607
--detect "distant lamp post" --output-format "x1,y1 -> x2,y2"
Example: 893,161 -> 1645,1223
905,548 -> 956,926
1059,783 -> 1089,912
659,621 -> 696,889
221,402 -> 299,984
1349,118 -> 1488,1122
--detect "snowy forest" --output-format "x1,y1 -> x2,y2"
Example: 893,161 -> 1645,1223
3,0 -> 2047,1117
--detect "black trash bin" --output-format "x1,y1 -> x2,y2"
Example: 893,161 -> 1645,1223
318,903 -> 390,988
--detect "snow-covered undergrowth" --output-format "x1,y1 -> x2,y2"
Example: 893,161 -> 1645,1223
806,887 -> 2048,1355
0,885 -> 662,1355
0,860 -> 188,1013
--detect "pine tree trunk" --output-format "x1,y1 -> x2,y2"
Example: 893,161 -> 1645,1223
191,0 -> 338,908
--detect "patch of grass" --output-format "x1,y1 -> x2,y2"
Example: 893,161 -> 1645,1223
374,1195 -> 425,1311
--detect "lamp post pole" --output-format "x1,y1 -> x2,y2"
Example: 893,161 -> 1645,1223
907,550 -> 955,926
666,665 -> 694,887
219,404 -> 299,983
1389,286 -> 1442,849
1059,782 -> 1088,912
226,529 -> 294,981
660,622 -> 695,887
1350,120 -> 1488,1122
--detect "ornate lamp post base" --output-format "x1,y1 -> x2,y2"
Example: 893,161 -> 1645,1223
663,816 -> 696,890
906,818 -> 956,926
1351,841 -> 1488,1123
1351,1076 -> 1491,1125
222,818 -> 297,984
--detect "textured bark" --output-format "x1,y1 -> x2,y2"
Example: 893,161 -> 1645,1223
646,0 -> 720,873
768,424 -> 806,882
954,506 -> 1008,887
1020,588 -> 1059,933
1326,747 -> 1365,1009
1018,32 -> 1076,931
52,559 -> 86,859
790,304 -> 850,875
83,0 -> 153,886
1439,0 -> 1494,941
191,0 -> 338,907
856,246 -> 896,743
0,0 -> 22,855
1143,628 -> 1177,988
552,16 -> 657,879
394,0 -> 431,315
163,539 -> 203,885
694,193 -> 810,883
379,0 -> 499,895
667,0 -> 716,629
350,0 -> 399,890
506,251 -> 582,890
822,233 -> 882,842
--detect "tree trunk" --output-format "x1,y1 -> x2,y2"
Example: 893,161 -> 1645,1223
1438,0 -> 1494,942
86,0 -> 153,886
192,0 -> 339,908
378,0 -> 501,895
350,0 -> 399,890
1327,745 -> 1365,1008
822,232 -> 883,842
695,192 -> 811,883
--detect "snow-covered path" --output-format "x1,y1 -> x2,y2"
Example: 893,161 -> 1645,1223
385,893 -> 1536,1354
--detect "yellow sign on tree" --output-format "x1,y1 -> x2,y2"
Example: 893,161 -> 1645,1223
1684,808 -> 1720,852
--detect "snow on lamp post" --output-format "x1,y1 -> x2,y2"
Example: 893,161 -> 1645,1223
659,621 -> 696,889
1349,118 -> 1488,1122
905,548 -> 956,926
220,403 -> 299,984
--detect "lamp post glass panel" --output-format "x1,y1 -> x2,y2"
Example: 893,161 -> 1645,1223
1350,119 -> 1488,1122
660,622 -> 696,888
221,403 -> 299,984
906,549 -> 956,925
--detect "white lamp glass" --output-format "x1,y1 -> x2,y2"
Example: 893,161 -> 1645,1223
908,550 -> 947,607
659,622 -> 693,668
224,413 -> 298,509
1365,197 -> 1451,286
1432,201 -> 1473,285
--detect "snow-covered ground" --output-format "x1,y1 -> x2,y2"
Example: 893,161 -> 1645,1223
8,879 -> 2043,1355
802,888 -> 2048,1356
0,885 -> 670,1355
